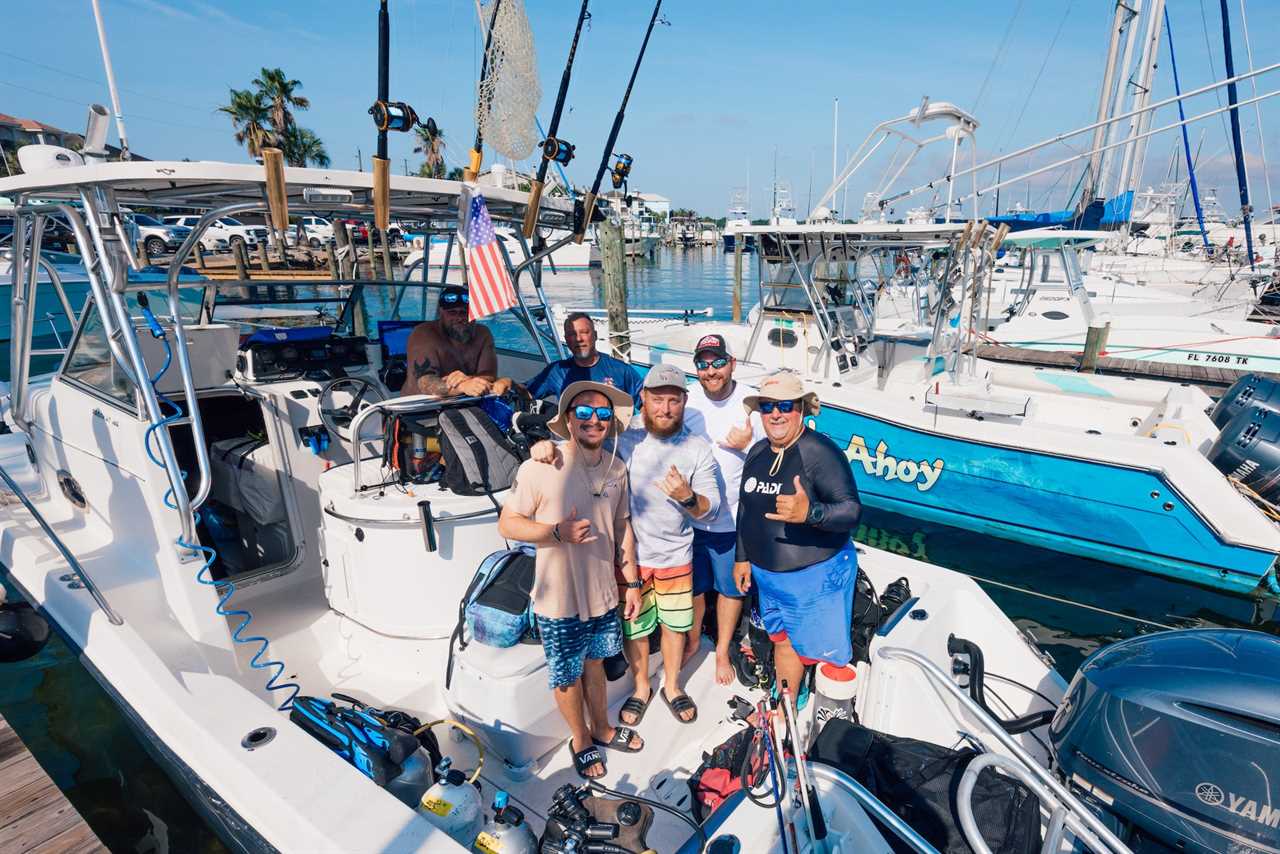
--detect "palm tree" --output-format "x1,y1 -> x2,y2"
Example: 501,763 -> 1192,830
218,88 -> 274,160
413,123 -> 446,178
282,127 -> 330,168
253,67 -> 310,141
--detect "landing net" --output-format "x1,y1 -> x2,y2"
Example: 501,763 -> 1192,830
476,0 -> 541,160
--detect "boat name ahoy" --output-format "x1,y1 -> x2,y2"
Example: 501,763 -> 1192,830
844,435 -> 944,492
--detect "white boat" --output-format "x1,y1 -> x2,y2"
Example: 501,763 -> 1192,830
722,188 -> 755,253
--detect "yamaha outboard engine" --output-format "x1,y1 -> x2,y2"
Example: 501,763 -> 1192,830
1049,629 -> 1280,853
1211,373 -> 1280,428
1206,405 -> 1280,503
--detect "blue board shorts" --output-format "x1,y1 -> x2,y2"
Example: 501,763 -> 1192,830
692,528 -> 742,598
751,544 -> 857,666
535,611 -> 624,689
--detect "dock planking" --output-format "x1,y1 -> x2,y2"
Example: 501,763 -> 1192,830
975,344 -> 1247,395
0,714 -> 106,854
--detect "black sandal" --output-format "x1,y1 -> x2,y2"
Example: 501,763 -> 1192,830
619,690 -> 653,727
572,744 -> 606,779
662,690 -> 698,724
593,726 -> 644,753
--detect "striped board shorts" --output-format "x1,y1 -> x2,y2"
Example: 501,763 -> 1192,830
621,564 -> 693,639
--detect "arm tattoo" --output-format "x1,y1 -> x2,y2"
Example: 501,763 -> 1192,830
412,356 -> 432,379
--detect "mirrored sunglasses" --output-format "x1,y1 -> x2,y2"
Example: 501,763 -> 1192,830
695,357 -> 730,370
440,291 -> 470,306
758,399 -> 800,414
572,405 -> 614,422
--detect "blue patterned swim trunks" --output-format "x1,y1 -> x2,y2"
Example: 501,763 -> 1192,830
535,611 -> 624,689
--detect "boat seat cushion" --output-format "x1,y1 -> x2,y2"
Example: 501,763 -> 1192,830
460,634 -> 546,681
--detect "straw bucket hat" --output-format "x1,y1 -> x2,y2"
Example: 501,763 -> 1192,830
743,370 -> 821,416
548,381 -> 635,440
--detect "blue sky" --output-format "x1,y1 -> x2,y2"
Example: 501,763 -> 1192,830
3,1 -> 1278,220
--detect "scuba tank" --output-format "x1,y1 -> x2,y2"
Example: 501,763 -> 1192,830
419,757 -> 483,846
472,791 -> 537,854
385,748 -> 434,808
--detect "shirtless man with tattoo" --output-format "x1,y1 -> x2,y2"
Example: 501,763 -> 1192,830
400,286 -> 514,398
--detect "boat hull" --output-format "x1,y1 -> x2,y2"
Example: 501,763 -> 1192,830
813,404 -> 1277,595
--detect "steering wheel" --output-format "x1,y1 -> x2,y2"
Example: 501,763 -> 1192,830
318,376 -> 387,445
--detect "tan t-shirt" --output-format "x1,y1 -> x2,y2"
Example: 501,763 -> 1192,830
504,449 -> 631,620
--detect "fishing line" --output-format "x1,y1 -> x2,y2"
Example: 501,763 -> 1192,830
967,572 -> 1179,630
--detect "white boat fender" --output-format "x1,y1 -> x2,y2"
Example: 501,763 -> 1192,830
471,791 -> 537,854
419,757 -> 484,846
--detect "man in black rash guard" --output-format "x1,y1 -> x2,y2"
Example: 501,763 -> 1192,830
733,370 -> 862,697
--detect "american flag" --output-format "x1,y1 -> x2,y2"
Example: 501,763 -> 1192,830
461,190 -> 518,321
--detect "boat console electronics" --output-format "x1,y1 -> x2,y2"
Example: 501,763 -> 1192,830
235,326 -> 370,383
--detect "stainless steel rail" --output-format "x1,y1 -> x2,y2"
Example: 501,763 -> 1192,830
0,461 -> 123,626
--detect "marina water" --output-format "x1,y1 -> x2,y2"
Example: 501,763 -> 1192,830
1,246 -> 1275,852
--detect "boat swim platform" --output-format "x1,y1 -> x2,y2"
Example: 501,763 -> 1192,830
0,713 -> 106,853
974,344 -> 1247,395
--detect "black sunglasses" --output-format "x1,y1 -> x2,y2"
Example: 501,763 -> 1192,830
758,399 -> 801,414
572,405 -> 614,422
695,357 -> 730,370
440,291 -> 470,306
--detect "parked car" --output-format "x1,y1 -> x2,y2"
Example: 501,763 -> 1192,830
162,215 -> 268,251
0,215 -> 78,252
129,214 -> 192,258
158,216 -> 230,253
285,215 -> 335,248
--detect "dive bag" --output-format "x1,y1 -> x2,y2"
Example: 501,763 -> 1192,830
438,405 -> 524,496
290,694 -> 443,788
446,546 -> 538,688
689,725 -> 769,822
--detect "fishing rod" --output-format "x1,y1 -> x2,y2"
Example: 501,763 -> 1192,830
368,1 -> 426,233
522,0 -> 590,239
463,0 -> 505,183
573,0 -> 665,243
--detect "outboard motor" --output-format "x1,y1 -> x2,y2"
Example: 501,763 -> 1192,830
1211,373 -> 1280,428
1049,629 -> 1280,853
1205,405 -> 1280,502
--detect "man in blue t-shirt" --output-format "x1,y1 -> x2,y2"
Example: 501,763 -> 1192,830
525,313 -> 645,401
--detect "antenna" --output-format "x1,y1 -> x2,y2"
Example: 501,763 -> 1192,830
89,0 -> 129,160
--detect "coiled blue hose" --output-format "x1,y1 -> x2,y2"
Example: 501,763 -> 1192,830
138,296 -> 299,711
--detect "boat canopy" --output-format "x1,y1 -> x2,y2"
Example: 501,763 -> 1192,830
999,228 -> 1111,249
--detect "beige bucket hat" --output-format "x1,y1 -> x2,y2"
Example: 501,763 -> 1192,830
548,380 -> 635,440
743,370 -> 821,416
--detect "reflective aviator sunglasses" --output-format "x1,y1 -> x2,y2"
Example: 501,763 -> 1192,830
572,405 -> 614,422
757,399 -> 800,414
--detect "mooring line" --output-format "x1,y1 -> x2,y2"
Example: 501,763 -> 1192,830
967,573 -> 1180,630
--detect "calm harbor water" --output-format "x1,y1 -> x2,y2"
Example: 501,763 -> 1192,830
0,245 -> 1276,852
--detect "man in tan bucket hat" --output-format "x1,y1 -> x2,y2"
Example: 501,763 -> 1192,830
499,381 -> 645,779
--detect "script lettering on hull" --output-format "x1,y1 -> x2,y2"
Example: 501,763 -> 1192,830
844,435 -> 944,492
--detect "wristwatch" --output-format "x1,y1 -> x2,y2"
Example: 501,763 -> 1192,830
625,579 -> 643,589
678,491 -> 698,509
805,502 -> 826,526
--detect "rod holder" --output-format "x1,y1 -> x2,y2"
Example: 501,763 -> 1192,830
418,499 -> 437,553
522,179 -> 545,239
574,191 -> 598,244
463,149 -> 482,184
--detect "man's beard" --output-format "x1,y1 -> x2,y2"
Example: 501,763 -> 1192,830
443,321 -> 475,343
572,430 -> 606,451
643,409 -> 682,439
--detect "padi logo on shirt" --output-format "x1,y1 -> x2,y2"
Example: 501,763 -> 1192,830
844,435 -> 944,492
742,476 -> 783,495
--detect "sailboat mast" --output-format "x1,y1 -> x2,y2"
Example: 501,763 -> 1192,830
89,0 -> 129,160
1098,0 -> 1143,199
1117,0 -> 1166,202
1219,0 -> 1256,269
1083,2 -> 1129,210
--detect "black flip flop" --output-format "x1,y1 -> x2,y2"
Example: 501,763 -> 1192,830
593,726 -> 644,753
619,690 -> 653,727
572,743 -> 606,779
662,690 -> 698,724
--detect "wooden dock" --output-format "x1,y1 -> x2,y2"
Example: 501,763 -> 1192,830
975,344 -> 1247,396
0,713 -> 106,853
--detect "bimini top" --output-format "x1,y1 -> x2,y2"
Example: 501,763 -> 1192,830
738,220 -> 966,245
0,159 -> 574,227
1000,228 -> 1112,250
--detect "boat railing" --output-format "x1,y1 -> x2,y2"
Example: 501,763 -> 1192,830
0,460 -> 123,626
876,645 -> 1133,854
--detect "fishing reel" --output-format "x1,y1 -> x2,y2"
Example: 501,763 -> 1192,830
369,100 -> 422,134
610,153 -> 633,190
541,136 -> 576,167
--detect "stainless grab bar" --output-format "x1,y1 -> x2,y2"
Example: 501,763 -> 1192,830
807,764 -> 942,853
876,646 -> 1131,854
0,460 -> 123,626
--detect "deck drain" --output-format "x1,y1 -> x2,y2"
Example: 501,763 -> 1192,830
241,727 -> 277,750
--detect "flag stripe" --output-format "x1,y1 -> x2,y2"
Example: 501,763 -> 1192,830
461,190 -> 518,321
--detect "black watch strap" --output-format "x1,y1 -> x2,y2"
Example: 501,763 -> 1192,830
678,491 -> 698,509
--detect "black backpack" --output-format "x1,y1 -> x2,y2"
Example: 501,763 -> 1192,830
437,406 -> 525,496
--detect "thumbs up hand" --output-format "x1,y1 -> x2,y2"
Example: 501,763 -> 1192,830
556,506 -> 598,544
764,476 -> 810,523
655,465 -> 693,504
719,418 -> 754,451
